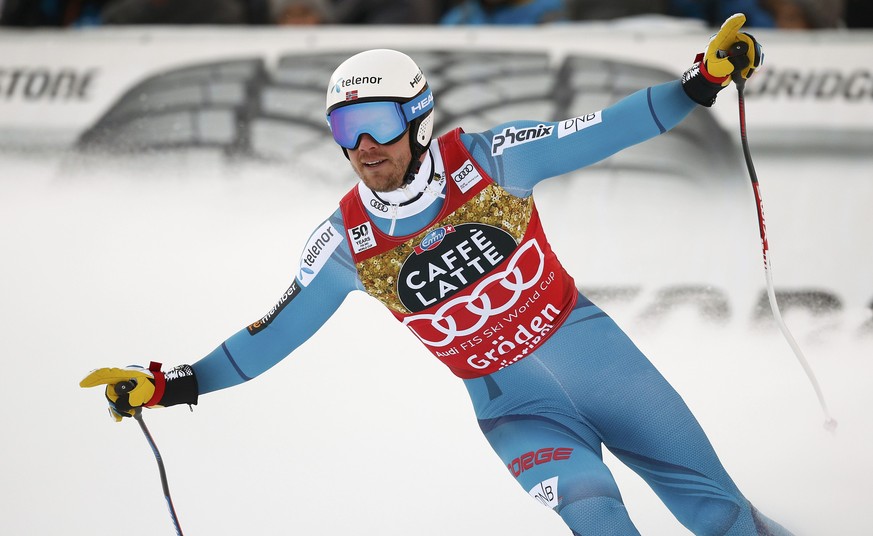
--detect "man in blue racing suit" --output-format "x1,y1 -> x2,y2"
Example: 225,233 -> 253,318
82,14 -> 793,535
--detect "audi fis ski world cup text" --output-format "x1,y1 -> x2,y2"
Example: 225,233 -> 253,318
464,301 -> 558,371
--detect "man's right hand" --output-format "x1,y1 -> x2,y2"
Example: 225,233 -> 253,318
80,362 -> 199,422
80,365 -> 158,422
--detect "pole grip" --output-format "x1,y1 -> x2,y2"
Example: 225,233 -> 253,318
727,41 -> 749,86
114,380 -> 136,396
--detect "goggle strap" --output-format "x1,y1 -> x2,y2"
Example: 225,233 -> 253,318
401,87 -> 434,121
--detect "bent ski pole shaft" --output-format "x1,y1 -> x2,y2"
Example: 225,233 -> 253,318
728,42 -> 837,432
115,382 -> 186,535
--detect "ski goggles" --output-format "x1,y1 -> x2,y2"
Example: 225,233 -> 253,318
327,87 -> 433,150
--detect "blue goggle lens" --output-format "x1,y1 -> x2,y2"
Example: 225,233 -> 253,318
328,101 -> 409,150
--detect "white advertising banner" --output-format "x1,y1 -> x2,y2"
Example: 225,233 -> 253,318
1,23 -> 872,148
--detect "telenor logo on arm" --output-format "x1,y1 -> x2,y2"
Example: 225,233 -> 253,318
299,221 -> 342,287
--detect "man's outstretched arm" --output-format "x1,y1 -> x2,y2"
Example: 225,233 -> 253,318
195,210 -> 359,393
81,210 -> 361,418
461,14 -> 761,196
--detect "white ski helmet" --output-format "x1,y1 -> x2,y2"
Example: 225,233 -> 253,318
325,49 -> 435,167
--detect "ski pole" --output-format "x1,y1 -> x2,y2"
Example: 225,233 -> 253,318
727,42 -> 837,432
115,381 -> 186,535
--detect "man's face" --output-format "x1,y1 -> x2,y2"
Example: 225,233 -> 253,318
347,132 -> 412,192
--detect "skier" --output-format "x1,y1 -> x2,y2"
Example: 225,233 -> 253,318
82,14 -> 793,535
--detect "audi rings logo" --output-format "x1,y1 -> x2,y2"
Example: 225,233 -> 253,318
451,159 -> 482,194
403,238 -> 545,347
369,198 -> 389,213
454,163 -> 474,183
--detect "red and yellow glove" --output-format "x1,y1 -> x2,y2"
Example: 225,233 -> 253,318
80,362 -> 198,422
682,13 -> 764,106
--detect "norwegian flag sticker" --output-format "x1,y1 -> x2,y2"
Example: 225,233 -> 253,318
345,90 -> 358,101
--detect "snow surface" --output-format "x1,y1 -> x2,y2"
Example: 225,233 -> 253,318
1,145 -> 871,536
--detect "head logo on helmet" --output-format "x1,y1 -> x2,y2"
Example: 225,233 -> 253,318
325,49 -> 435,183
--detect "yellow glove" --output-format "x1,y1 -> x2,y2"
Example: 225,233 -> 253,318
80,365 -> 156,422
80,362 -> 198,422
682,13 -> 764,105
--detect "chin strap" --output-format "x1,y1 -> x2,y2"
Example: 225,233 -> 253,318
403,133 -> 430,185
402,158 -> 423,185
403,110 -> 433,184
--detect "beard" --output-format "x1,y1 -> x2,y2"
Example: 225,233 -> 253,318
359,163 -> 407,192
352,151 -> 410,192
